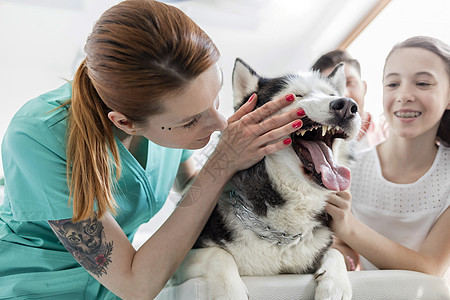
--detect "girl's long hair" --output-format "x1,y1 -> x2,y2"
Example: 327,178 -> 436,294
67,0 -> 219,222
384,36 -> 450,146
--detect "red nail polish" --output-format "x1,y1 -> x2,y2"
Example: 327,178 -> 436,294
286,94 -> 295,102
292,120 -> 303,129
248,93 -> 256,102
283,138 -> 292,145
297,109 -> 306,117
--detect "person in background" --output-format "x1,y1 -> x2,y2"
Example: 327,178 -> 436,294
312,50 -> 387,150
0,1 -> 304,298
326,36 -> 450,277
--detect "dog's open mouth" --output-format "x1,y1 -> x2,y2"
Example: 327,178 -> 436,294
291,117 -> 351,191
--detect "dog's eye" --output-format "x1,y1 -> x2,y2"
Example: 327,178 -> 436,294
329,93 -> 336,96
295,94 -> 304,98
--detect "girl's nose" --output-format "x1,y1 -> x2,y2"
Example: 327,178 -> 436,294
396,86 -> 415,103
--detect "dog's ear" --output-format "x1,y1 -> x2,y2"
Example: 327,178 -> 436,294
327,62 -> 346,96
232,58 -> 260,110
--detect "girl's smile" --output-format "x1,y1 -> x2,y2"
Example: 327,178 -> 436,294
383,47 -> 450,140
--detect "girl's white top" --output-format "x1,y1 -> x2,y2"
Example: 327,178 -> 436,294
350,145 -> 450,270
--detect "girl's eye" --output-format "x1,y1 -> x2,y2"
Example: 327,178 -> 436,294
182,117 -> 199,129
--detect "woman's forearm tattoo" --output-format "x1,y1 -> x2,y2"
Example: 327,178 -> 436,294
48,213 -> 114,277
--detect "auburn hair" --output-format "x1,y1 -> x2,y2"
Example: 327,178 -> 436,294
67,0 -> 220,222
384,36 -> 450,146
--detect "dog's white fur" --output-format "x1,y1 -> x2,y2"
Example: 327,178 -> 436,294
171,60 -> 359,300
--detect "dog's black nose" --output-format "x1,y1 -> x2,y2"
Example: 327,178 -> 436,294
330,98 -> 358,120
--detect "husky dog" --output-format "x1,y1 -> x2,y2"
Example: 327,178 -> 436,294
172,59 -> 360,299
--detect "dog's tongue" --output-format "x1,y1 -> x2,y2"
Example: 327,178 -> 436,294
301,140 -> 351,191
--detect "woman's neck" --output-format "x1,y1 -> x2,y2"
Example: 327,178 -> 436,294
377,135 -> 438,184
113,126 -> 144,153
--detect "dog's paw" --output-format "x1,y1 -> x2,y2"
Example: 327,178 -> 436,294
314,267 -> 352,300
314,248 -> 352,300
173,247 -> 249,299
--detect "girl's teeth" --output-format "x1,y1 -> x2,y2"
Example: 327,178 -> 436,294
395,111 -> 421,118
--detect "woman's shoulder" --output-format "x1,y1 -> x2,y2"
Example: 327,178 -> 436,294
12,82 -> 72,124
4,82 -> 72,154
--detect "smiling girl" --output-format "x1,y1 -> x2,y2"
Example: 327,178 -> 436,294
327,36 -> 450,276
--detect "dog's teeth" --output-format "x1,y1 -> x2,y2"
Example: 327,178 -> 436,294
300,129 -> 307,136
330,128 -> 336,135
322,126 -> 327,136
336,126 -> 341,131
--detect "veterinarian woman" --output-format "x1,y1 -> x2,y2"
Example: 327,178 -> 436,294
326,36 -> 450,278
0,1 -> 305,298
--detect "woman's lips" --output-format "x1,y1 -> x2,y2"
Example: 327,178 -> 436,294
196,135 -> 211,142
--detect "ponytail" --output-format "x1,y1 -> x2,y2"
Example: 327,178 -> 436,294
67,59 -> 120,222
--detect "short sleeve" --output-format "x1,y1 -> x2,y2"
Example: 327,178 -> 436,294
180,149 -> 195,162
1,116 -> 72,221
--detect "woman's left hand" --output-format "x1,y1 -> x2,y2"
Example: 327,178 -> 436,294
325,190 -> 354,238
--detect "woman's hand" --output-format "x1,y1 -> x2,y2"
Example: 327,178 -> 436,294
209,93 -> 304,177
325,190 -> 355,238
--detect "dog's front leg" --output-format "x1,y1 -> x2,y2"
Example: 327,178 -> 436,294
171,247 -> 248,300
314,248 -> 352,300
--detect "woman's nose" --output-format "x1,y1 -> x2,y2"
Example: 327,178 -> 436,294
205,107 -> 227,131
213,111 -> 227,131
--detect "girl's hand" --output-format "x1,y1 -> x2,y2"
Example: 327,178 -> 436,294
210,93 -> 304,177
325,190 -> 355,238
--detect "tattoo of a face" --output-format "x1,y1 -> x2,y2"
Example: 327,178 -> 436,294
49,213 -> 113,277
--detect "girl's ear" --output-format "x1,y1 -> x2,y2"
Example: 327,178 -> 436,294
108,111 -> 135,135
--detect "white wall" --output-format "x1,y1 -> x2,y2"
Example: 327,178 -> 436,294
0,0 -> 121,176
348,0 -> 450,121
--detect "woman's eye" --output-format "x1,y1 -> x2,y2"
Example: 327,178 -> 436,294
182,117 -> 199,129
417,82 -> 431,87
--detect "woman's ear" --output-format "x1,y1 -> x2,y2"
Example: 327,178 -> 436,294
108,111 -> 135,135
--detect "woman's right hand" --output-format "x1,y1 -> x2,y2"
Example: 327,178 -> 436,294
209,93 -> 305,177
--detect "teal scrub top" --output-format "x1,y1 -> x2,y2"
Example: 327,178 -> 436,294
0,82 -> 193,299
